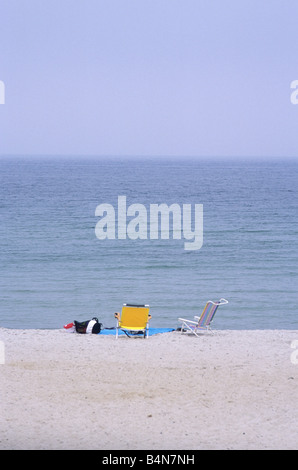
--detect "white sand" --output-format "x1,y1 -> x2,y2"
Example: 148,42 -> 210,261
1,327 -> 298,450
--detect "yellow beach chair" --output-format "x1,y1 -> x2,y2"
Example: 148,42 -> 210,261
114,304 -> 151,338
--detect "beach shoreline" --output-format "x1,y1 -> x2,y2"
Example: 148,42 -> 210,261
1,327 -> 298,450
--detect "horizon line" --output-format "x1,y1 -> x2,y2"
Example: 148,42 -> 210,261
0,153 -> 298,161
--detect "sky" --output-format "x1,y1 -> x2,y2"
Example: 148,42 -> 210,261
0,0 -> 298,158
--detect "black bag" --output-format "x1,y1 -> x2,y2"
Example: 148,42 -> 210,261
74,317 -> 102,334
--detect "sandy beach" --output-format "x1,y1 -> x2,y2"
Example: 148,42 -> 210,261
1,327 -> 298,450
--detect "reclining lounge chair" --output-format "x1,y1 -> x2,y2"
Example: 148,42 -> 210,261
178,298 -> 228,336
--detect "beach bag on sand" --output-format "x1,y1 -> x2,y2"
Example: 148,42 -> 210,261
74,318 -> 102,334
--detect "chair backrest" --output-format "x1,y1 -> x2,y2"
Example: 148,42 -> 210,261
198,301 -> 219,327
120,304 -> 150,329
197,298 -> 228,327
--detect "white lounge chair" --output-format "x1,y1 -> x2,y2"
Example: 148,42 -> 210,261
178,298 -> 228,336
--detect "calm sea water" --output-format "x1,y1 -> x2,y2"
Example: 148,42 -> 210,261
0,156 -> 297,330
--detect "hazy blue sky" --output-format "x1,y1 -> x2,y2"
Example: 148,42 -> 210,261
0,0 -> 298,158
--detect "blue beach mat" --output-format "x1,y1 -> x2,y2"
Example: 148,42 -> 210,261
100,327 -> 175,336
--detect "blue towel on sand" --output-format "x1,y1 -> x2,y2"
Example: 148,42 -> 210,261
99,327 -> 174,336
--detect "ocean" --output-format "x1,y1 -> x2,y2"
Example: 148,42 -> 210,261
0,156 -> 297,330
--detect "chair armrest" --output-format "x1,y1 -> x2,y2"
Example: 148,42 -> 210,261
178,318 -> 198,325
114,312 -> 120,321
